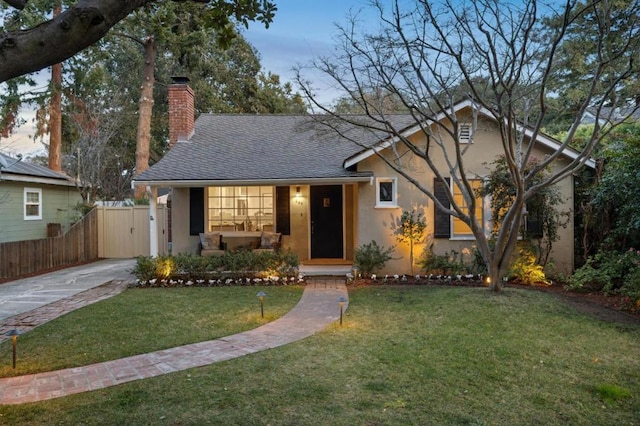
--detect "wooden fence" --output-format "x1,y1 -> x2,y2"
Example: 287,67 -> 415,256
0,208 -> 99,281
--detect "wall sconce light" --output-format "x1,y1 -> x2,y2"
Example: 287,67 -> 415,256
6,329 -> 21,369
338,296 -> 347,326
295,186 -> 303,205
257,291 -> 267,318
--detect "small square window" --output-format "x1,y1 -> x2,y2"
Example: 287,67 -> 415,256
375,178 -> 398,208
24,187 -> 42,220
459,124 -> 473,143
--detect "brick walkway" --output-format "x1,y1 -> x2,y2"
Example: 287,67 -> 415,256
0,278 -> 348,405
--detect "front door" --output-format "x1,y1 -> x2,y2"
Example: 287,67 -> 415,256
310,185 -> 343,258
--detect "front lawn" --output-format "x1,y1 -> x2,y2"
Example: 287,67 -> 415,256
1,285 -> 638,425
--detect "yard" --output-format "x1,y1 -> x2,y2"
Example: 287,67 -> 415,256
0,285 -> 638,425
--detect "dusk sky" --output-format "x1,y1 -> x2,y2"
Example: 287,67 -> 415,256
244,0 -> 371,92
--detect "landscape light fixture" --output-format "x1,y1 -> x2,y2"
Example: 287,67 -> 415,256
257,291 -> 267,318
338,296 -> 347,326
6,329 -> 21,369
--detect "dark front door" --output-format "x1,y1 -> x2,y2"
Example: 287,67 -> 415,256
310,185 -> 343,258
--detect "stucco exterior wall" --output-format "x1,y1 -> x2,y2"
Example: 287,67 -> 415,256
287,185 -> 310,260
0,181 -> 83,243
355,113 -> 577,276
171,187 -> 197,254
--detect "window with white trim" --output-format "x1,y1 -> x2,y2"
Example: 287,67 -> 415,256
459,124 -> 473,143
24,187 -> 42,220
375,177 -> 398,208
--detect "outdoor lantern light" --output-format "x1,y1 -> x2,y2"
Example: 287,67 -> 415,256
6,329 -> 21,369
257,291 -> 267,318
338,296 -> 347,326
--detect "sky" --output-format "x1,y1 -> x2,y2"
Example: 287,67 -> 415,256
243,0 -> 373,103
0,0 -> 374,157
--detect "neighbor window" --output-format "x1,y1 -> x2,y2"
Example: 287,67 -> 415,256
459,124 -> 473,143
207,186 -> 273,231
24,187 -> 42,220
375,177 -> 397,208
452,180 -> 483,238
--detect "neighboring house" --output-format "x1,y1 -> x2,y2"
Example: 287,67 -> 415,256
0,153 -> 83,243
134,80 -> 594,274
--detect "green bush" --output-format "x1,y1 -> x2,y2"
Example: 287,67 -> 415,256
568,249 -> 640,292
569,248 -> 640,312
133,250 -> 300,286
508,244 -> 548,286
419,249 -> 467,276
354,241 -> 395,277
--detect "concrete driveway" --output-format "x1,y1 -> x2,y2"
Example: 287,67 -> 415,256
0,259 -> 135,321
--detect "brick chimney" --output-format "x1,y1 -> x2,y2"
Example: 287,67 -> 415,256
168,76 -> 195,148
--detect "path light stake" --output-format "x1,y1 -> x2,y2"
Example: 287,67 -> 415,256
6,329 -> 21,369
338,296 -> 347,326
257,291 -> 266,318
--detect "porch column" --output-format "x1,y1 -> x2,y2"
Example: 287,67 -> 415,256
148,186 -> 158,257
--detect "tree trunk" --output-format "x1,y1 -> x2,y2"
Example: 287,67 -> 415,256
48,3 -> 63,172
134,36 -> 155,199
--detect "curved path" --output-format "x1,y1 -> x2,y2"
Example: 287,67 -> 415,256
0,278 -> 348,405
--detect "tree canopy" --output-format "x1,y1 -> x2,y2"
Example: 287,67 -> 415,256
0,0 -> 276,82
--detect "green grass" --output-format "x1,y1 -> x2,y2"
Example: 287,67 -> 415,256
0,286 -> 303,377
1,285 -> 639,425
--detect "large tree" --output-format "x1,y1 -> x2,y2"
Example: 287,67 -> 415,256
297,0 -> 640,291
0,0 -> 276,82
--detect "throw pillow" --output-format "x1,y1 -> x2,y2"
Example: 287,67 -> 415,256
260,231 -> 281,249
202,232 -> 221,250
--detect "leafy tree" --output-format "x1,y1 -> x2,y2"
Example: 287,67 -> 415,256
0,0 -> 276,82
480,156 -> 568,268
542,0 -> 640,131
297,0 -> 640,291
585,122 -> 640,250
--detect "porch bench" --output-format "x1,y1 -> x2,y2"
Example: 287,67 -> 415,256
199,231 -> 281,256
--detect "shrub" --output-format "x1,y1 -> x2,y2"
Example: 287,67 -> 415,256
132,250 -> 300,285
354,241 -> 395,277
508,244 -> 549,286
568,249 -> 640,293
419,248 -> 469,276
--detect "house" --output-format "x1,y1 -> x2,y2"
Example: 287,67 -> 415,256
0,153 -> 83,243
134,79 -> 593,274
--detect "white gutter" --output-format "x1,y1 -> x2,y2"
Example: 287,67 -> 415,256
0,174 -> 77,187
131,175 -> 373,188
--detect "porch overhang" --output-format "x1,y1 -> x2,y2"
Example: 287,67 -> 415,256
132,175 -> 373,188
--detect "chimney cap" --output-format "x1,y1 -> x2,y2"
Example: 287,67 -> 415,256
171,76 -> 190,85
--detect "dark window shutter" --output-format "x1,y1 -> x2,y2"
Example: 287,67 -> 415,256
434,177 -> 451,238
189,187 -> 204,235
276,186 -> 291,235
526,206 -> 543,238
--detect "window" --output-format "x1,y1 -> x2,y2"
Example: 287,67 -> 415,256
433,178 -> 483,239
375,177 -> 397,208
24,187 -> 42,220
459,124 -> 473,143
452,180 -> 483,238
207,186 -> 274,231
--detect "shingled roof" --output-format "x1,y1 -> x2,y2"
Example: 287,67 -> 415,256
0,152 -> 76,186
136,114 -> 411,186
